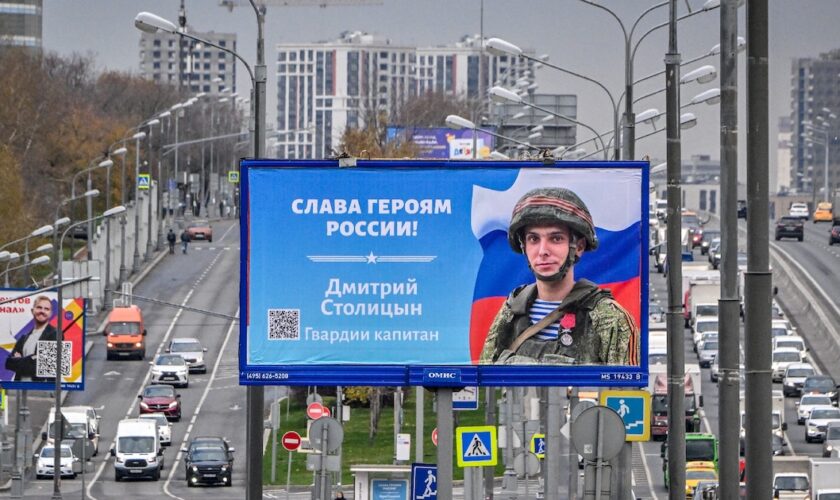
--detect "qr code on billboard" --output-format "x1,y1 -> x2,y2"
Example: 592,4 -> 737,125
268,309 -> 300,340
36,341 -> 72,379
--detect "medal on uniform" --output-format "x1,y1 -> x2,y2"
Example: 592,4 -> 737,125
560,333 -> 573,346
558,313 -> 576,346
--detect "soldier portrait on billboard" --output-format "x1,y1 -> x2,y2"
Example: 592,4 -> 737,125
4,295 -> 57,382
479,187 -> 640,366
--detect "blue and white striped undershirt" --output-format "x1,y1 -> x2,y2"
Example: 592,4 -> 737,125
529,299 -> 563,341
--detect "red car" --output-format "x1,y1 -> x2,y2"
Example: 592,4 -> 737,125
138,385 -> 181,421
186,220 -> 213,242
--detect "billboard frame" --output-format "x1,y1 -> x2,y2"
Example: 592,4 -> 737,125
240,159 -> 649,388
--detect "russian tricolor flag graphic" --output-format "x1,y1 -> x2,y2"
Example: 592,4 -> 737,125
468,169 -> 642,362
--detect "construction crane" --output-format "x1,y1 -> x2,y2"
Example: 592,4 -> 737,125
219,0 -> 382,13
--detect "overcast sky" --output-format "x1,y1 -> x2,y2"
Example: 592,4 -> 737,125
44,0 -> 840,179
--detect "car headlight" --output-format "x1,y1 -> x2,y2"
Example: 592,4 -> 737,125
191,465 -> 199,473
135,342 -> 143,347
149,455 -> 156,463
139,402 -> 149,409
828,445 -> 834,451
168,401 -> 178,409
221,465 -> 229,472
116,456 -> 124,464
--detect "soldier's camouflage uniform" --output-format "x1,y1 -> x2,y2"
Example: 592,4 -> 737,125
479,279 -> 640,366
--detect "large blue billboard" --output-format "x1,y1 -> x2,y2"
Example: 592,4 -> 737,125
240,159 -> 648,387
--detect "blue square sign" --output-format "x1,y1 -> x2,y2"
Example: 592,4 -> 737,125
600,389 -> 651,441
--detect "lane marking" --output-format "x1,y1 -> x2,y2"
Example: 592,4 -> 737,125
87,249 -> 227,500
638,442 -> 660,500
163,308 -> 239,498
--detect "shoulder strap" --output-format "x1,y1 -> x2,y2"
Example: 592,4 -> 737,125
508,305 -> 565,354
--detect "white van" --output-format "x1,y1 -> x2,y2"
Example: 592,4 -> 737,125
45,407 -> 98,459
111,418 -> 163,481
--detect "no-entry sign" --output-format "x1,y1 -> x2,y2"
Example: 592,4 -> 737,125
281,431 -> 301,451
307,402 -> 326,420
432,427 -> 438,447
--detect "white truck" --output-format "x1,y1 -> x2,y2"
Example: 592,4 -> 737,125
685,277 -> 721,327
812,458 -> 840,499
772,456 -> 811,499
111,418 -> 163,481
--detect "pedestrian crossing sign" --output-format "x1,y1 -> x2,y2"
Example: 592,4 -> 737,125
530,433 -> 546,459
228,171 -> 240,183
456,425 -> 497,467
138,174 -> 150,190
600,389 -> 651,442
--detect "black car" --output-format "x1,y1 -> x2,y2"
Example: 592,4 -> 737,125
700,230 -> 720,255
737,199 -> 747,219
182,437 -> 234,487
775,216 -> 804,241
830,225 -> 840,245
803,375 -> 840,404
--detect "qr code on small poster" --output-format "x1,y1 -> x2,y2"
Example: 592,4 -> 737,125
267,309 -> 300,340
36,341 -> 72,379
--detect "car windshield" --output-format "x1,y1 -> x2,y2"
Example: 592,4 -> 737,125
682,214 -> 700,226
781,216 -> 800,222
776,340 -> 803,350
40,447 -> 72,458
687,469 -> 717,481
818,494 -> 840,500
140,414 -> 168,426
810,409 -> 840,419
143,386 -> 175,398
802,396 -> 831,406
686,439 -> 715,461
109,322 -> 139,335
775,476 -> 809,490
649,353 -> 667,365
156,355 -> 185,366
788,368 -> 815,378
191,448 -> 227,462
118,436 -> 155,454
806,378 -> 835,390
772,413 -> 781,428
771,327 -> 789,337
701,341 -> 718,351
697,322 -> 718,333
774,352 -> 801,362
827,427 -> 840,440
696,305 -> 718,316
170,341 -> 201,353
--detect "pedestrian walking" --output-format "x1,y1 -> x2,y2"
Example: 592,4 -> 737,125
180,230 -> 190,254
167,229 -> 176,254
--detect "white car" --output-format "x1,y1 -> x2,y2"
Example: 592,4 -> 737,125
696,339 -> 718,368
805,405 -> 840,443
797,394 -> 833,424
35,444 -> 78,479
150,354 -> 189,387
138,412 -> 172,446
692,318 -> 719,346
773,335 -> 807,359
694,332 -> 718,354
772,347 -> 805,382
783,362 -> 817,397
772,318 -> 794,337
789,202 -> 810,220
167,338 -> 207,373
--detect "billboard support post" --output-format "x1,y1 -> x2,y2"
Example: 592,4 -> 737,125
546,387 -> 562,499
484,387 -> 497,500
416,387 -> 424,463
436,388 -> 453,500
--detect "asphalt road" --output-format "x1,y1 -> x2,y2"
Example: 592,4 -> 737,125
24,219 -> 244,499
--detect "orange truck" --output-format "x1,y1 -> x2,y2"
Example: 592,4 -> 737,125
104,305 -> 147,360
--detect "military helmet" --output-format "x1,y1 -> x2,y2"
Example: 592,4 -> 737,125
507,187 -> 599,253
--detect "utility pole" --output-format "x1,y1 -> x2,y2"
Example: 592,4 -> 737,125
744,0 -> 773,497
665,1 -> 686,498
717,0 -> 741,497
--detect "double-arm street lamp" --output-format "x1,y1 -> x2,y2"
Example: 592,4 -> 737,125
445,114 -> 541,157
53,190 -> 99,281
51,205 -> 126,499
1,255 -> 50,288
136,5 -> 267,497
0,224 -> 54,287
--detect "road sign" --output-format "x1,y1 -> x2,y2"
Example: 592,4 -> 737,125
307,402 -> 325,420
571,406 -> 625,462
530,433 -> 546,459
411,463 -> 438,500
309,417 -> 343,453
453,386 -> 479,410
281,431 -> 301,451
456,425 -> 497,467
228,170 -> 240,183
138,174 -> 150,190
600,389 -> 651,442
431,428 -> 438,447
513,451 -> 540,476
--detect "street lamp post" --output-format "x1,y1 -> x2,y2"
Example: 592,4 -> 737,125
21,225 -> 53,287
132,131 -> 147,273
51,205 -> 126,499
135,6 -> 266,497
145,119 -> 160,262
156,112 -> 171,251
445,114 -> 540,155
